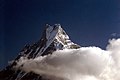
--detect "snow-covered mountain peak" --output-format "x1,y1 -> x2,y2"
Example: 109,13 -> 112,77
0,24 -> 80,80
45,24 -> 80,48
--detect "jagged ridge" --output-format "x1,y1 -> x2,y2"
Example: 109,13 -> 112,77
0,24 -> 80,80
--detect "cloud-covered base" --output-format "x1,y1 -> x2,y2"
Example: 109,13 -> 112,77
15,38 -> 120,80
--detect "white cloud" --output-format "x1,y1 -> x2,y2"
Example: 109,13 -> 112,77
111,33 -> 120,37
111,33 -> 117,37
15,38 -> 120,80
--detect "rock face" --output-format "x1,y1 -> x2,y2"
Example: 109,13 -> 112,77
0,24 -> 80,80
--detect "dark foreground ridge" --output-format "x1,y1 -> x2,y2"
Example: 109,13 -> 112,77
0,24 -> 80,80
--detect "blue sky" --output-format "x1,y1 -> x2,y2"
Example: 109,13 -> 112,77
1,0 -> 120,69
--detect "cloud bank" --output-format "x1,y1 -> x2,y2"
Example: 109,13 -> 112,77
15,38 -> 120,80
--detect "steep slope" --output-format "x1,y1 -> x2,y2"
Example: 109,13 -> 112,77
0,24 -> 80,80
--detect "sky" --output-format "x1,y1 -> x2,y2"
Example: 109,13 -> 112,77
1,0 -> 120,69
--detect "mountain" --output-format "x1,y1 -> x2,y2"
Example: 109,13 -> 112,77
0,24 -> 80,80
